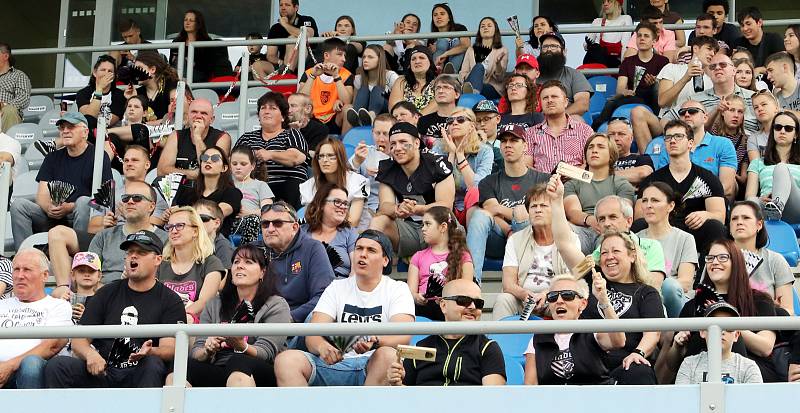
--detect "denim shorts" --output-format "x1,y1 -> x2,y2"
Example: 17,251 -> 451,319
303,352 -> 370,386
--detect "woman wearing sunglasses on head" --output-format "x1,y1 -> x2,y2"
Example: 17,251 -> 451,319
159,206 -> 225,325
547,174 -> 663,385
523,274 -> 626,385
745,112 -> 800,224
658,238 -> 788,383
174,146 -> 243,237
301,182 -> 357,279
431,107 -> 493,224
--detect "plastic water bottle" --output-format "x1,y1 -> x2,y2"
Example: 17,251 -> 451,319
691,56 -> 704,92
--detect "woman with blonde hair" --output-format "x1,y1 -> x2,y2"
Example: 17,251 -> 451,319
734,59 -> 758,91
431,107 -> 493,223
160,206 -> 226,324
709,94 -> 749,190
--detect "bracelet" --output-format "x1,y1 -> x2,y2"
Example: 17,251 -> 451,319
234,342 -> 249,354
56,284 -> 70,288
457,158 -> 467,165
598,302 -> 611,310
308,73 -> 317,80
333,76 -> 342,82
458,162 -> 468,171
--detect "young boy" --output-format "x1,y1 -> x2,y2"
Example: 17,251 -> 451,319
66,252 -> 103,323
235,32 -> 275,81
298,37 -> 354,135
675,302 -> 763,384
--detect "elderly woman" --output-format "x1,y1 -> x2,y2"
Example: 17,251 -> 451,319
301,182 -> 357,279
549,174 -> 664,385
236,92 -> 308,209
432,107 -> 494,223
523,273 -> 626,385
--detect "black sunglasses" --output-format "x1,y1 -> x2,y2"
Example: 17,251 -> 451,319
678,107 -> 705,116
774,123 -> 796,133
441,295 -> 485,310
446,115 -> 470,125
199,214 -> 215,222
261,202 -> 298,221
609,116 -> 631,125
546,290 -> 582,303
200,154 -> 223,163
121,194 -> 153,203
261,219 -> 295,229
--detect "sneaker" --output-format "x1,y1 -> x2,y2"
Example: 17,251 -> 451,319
764,197 -> 784,221
462,81 -> 474,95
442,62 -> 456,74
34,140 -> 57,157
357,108 -> 374,127
345,107 -> 361,127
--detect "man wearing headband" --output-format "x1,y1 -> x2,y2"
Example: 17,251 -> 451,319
370,122 -> 455,258
274,229 -> 414,387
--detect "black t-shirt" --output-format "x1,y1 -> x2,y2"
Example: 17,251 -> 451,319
403,334 -> 506,385
417,113 -> 448,141
376,152 -> 453,207
619,54 -> 670,95
75,86 -> 127,130
175,185 -> 243,237
580,280 -> 664,367
499,113 -> 544,129
117,40 -> 163,70
478,169 -> 550,209
733,32 -> 784,67
237,53 -> 269,81
427,24 -> 469,46
301,119 -> 329,153
37,146 -> 113,202
615,153 -> 653,171
638,163 -> 724,225
267,14 -> 319,61
135,79 -> 178,120
79,280 -> 185,369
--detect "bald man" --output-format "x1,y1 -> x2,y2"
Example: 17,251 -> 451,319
388,279 -> 507,386
157,98 -> 232,179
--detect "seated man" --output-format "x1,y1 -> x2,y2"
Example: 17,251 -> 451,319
467,125 -> 550,282
298,37 -> 354,135
417,74 -> 460,142
370,122 -> 455,258
274,230 -> 414,386
45,230 -> 185,388
351,113 -> 395,213
609,118 -> 653,189
11,112 -> 112,249
765,52 -> 800,112
688,0 -> 741,52
252,201 -> 334,322
536,33 -> 592,116
0,249 -> 71,389
390,101 -> 421,126
108,19 -> 164,70
288,92 -> 328,154
388,279 -> 506,386
733,7 -> 784,71
690,53 -> 757,133
623,6 -> 677,62
266,0 -> 318,69
0,43 -> 31,133
157,98 -> 232,179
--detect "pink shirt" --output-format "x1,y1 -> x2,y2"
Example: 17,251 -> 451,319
626,28 -> 677,55
524,115 -> 594,173
410,248 -> 472,296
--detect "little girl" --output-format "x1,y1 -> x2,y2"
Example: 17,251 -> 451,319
407,206 -> 474,320
231,146 -> 273,243
61,252 -> 103,323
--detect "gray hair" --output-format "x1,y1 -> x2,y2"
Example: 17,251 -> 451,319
608,118 -> 633,132
13,248 -> 51,272
595,195 -> 634,219
549,274 -> 590,299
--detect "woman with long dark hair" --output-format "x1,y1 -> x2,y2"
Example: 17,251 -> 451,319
321,15 -> 365,74
302,182 -> 357,279
187,244 -> 291,387
129,52 -> 179,120
346,45 -> 400,128
516,15 -> 558,58
169,9 -> 231,82
388,46 -> 437,115
384,13 -> 425,73
459,17 -> 508,99
428,3 -> 469,72
783,25 -> 800,80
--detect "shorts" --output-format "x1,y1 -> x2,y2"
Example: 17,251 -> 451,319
395,219 -> 426,258
303,352 -> 370,386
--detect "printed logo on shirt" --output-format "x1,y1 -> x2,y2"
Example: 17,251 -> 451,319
107,306 -> 143,369
600,287 -> 633,317
341,304 -> 383,323
320,90 -> 331,105
702,372 -> 735,383
511,184 -> 521,191
551,348 -> 575,379
704,157 -> 714,164
291,261 -> 302,274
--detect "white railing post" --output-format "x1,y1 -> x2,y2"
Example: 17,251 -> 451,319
172,330 -> 190,387
175,80 -> 186,131
186,44 -> 195,87
0,162 -> 11,255
176,43 -> 185,86
296,27 -> 308,92
699,324 -> 726,413
91,112 -> 107,194
238,49 -> 249,135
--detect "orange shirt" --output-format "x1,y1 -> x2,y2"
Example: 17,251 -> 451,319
305,67 -> 352,123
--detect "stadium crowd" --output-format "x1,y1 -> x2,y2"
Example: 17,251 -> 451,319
3,0 -> 800,390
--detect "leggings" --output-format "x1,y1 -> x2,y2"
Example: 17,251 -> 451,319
187,354 -> 276,387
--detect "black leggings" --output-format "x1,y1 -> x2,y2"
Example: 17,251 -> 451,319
269,179 -> 304,210
187,354 -> 276,387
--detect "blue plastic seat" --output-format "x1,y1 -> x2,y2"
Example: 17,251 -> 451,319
411,315 -> 434,345
342,126 -> 373,159
457,93 -> 486,109
586,76 -> 617,123
504,356 -> 526,385
488,315 -> 540,365
764,219 -> 800,266
611,103 -> 652,121
793,288 -> 800,316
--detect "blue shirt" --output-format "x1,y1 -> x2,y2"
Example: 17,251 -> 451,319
645,136 -> 668,170
654,132 -> 737,174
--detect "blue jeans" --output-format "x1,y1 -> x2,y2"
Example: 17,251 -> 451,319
353,86 -> 388,115
662,277 -> 689,318
464,64 -> 501,100
4,355 -> 47,389
433,38 -> 465,72
466,209 -> 527,283
303,353 -> 370,386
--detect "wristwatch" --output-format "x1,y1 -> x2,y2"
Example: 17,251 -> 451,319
632,348 -> 646,358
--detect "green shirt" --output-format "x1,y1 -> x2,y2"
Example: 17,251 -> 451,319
747,158 -> 800,197
592,232 -> 666,275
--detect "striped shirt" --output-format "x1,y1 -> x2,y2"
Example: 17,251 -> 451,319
0,67 -> 31,117
235,128 -> 309,184
524,115 -> 594,174
689,86 -> 757,133
0,255 -> 12,299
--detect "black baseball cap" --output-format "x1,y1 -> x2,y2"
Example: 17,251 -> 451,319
472,99 -> 499,114
120,230 -> 164,255
389,122 -> 420,139
356,229 -> 394,275
704,301 -> 740,317
539,32 -> 566,49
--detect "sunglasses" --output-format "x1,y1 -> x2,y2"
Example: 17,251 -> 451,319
164,222 -> 197,232
446,115 -> 470,125
704,253 -> 731,263
261,202 -> 298,221
121,194 -> 152,203
199,214 -> 215,222
260,219 -> 295,229
200,154 -> 222,163
609,116 -> 631,125
773,123 -> 796,133
708,61 -> 731,71
441,295 -> 485,310
325,198 -> 350,208
678,107 -> 705,116
546,290 -> 582,303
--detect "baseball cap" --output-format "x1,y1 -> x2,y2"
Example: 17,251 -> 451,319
55,112 -> 88,127
497,124 -> 526,141
120,230 -> 164,255
356,229 -> 394,275
515,54 -> 540,70
704,301 -> 740,317
472,99 -> 499,114
389,122 -> 420,139
539,32 -> 566,49
72,252 -> 101,271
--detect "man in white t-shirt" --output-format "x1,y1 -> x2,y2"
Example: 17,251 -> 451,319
0,249 -> 72,388
274,230 -> 415,386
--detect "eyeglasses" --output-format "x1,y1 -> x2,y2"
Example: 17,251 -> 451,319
773,123 -> 796,133
200,154 -> 222,163
325,198 -> 350,208
164,222 -> 197,232
704,253 -> 731,263
541,44 -> 561,51
317,153 -> 337,161
261,202 -> 298,221
475,115 -> 499,124
446,115 -> 470,125
121,194 -> 152,203
506,82 -> 527,90
441,295 -> 485,310
663,133 -> 688,142
260,219 -> 295,229
678,107 -> 705,116
708,61 -> 731,71
199,214 -> 215,222
546,290 -> 582,303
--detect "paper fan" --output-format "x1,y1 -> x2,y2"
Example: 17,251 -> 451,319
48,180 -> 75,206
322,242 -> 344,275
91,179 -> 116,214
156,173 -> 184,206
325,335 -> 364,353
741,249 -> 764,277
506,15 -> 520,37
693,284 -> 724,317
230,300 -> 255,324
681,177 -> 713,203
520,296 -> 536,321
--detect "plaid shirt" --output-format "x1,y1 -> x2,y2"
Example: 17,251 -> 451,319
0,67 -> 31,116
524,114 -> 594,174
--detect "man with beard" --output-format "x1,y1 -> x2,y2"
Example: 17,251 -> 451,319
536,33 -> 592,116
288,93 -> 328,155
